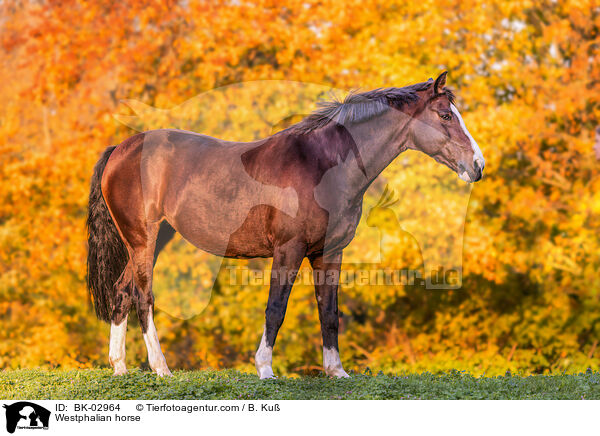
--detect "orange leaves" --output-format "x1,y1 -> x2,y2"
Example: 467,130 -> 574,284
0,0 -> 599,375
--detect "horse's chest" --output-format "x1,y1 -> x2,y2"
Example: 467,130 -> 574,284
308,203 -> 362,253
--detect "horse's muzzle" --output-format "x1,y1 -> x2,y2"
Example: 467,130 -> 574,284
473,159 -> 483,182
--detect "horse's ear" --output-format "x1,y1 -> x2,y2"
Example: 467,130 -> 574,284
434,71 -> 448,94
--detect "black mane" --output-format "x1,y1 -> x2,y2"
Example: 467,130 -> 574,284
292,80 -> 455,134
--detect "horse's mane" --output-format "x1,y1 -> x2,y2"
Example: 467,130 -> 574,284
291,80 -> 455,134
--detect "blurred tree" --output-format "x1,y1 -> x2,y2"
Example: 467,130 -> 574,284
0,0 -> 599,374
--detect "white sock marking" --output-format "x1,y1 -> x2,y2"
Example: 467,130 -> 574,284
323,347 -> 349,378
142,312 -> 171,376
255,325 -> 274,379
109,317 -> 128,375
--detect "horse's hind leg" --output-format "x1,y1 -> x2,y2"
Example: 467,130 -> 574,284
129,221 -> 172,377
153,221 -> 176,266
109,261 -> 134,375
109,319 -> 128,375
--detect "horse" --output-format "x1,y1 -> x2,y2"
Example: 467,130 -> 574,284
86,71 -> 485,378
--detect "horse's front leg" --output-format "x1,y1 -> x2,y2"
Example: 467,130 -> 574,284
255,239 -> 306,379
309,252 -> 349,378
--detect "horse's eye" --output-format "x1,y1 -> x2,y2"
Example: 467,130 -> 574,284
440,113 -> 452,121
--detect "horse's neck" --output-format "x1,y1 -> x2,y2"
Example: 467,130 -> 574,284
340,109 -> 413,196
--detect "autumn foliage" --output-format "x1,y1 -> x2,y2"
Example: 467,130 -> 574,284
1,0 -> 599,375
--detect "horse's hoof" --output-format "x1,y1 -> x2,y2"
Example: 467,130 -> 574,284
326,369 -> 350,378
113,368 -> 127,376
257,366 -> 275,379
155,367 -> 173,377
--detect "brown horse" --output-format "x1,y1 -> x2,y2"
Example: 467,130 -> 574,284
86,72 -> 484,378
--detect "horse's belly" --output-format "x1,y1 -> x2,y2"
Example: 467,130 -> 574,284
166,202 -> 274,258
178,228 -> 273,258
157,154 -> 298,258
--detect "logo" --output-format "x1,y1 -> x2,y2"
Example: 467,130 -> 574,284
2,402 -> 50,434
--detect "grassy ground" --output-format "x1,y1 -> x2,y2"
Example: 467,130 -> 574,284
1,368 -> 599,400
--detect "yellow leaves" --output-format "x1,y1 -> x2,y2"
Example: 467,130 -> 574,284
0,0 -> 599,375
153,234 -> 215,320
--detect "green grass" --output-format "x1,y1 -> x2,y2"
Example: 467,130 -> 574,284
1,369 -> 599,400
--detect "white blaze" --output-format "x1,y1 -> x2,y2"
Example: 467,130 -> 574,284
450,104 -> 485,169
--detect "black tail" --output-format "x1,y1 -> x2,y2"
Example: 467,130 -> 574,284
86,146 -> 129,322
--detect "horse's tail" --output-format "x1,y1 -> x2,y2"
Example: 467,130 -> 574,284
86,146 -> 129,322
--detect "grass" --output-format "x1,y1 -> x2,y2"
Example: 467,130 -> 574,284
1,368 -> 599,400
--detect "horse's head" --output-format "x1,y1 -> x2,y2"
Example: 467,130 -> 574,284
408,72 -> 485,183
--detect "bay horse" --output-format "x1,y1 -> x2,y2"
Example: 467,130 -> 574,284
86,72 -> 484,378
